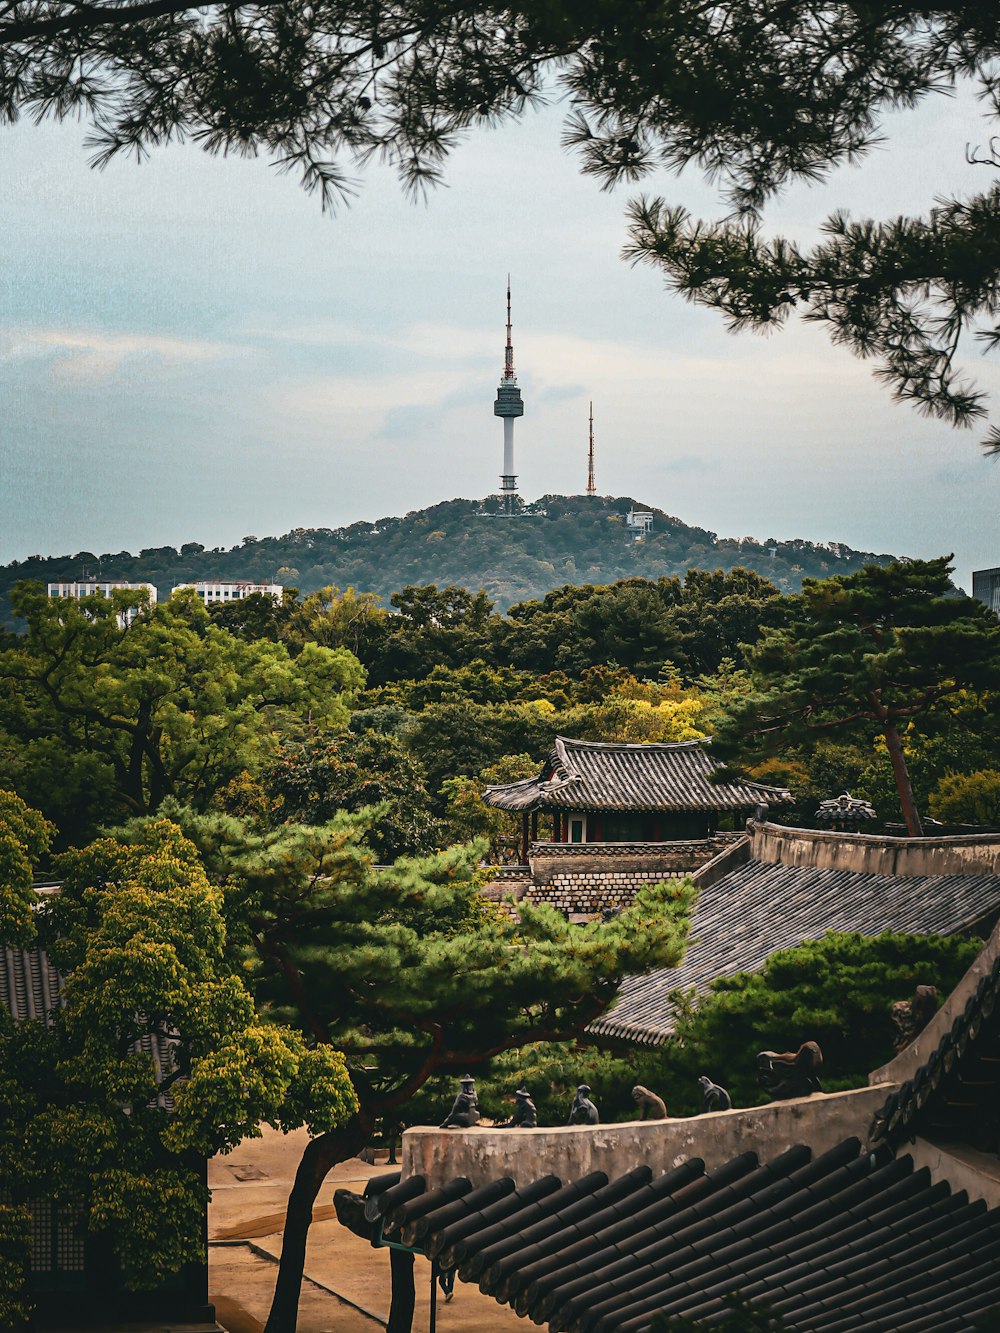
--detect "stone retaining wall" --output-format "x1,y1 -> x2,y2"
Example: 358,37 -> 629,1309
481,839 -> 737,921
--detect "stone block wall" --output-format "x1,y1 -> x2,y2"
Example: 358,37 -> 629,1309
528,836 -> 739,880
522,867 -> 690,918
481,836 -> 741,921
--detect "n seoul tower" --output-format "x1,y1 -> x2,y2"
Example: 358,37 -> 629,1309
493,276 -> 524,511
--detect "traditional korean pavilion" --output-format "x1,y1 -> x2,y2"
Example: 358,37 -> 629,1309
483,737 -> 791,860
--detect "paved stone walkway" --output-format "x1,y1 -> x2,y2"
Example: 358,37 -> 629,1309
208,1126 -> 522,1333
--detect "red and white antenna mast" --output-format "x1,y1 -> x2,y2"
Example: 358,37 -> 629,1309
586,401 -> 597,496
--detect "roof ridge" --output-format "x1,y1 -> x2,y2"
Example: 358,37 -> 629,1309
556,735 -> 708,752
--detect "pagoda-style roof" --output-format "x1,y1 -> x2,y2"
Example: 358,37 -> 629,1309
338,922 -> 1000,1332
482,738 -> 790,814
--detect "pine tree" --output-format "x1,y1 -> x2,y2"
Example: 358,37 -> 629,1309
713,558 -> 1000,835
4,3 -> 1000,432
176,806 -> 694,1332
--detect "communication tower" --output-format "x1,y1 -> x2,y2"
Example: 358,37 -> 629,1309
493,276 -> 524,511
586,402 -> 597,496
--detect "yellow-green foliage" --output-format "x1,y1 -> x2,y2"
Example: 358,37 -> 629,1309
0,788 -> 54,945
929,769 -> 1000,826
2,808 -> 357,1303
0,583 -> 364,844
0,1201 -> 30,1329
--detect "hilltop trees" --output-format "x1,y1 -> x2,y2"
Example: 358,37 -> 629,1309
715,559 -> 1000,835
0,500 -> 892,625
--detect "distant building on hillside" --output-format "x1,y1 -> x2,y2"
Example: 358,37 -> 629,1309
625,508 -> 653,540
47,580 -> 157,603
171,581 -> 282,605
973,566 -> 1000,616
47,581 -> 157,627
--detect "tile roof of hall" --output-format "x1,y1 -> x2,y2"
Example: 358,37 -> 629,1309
0,944 -> 62,1023
483,737 -> 791,814
338,1135 -> 1000,1332
589,856 -> 1000,1046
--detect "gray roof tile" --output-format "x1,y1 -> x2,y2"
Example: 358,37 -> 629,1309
591,859 -> 1000,1045
340,1138 -> 1000,1332
484,738 -> 791,814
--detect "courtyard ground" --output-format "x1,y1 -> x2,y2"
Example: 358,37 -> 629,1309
208,1125 -> 523,1333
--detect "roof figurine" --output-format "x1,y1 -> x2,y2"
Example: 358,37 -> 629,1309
815,792 -> 878,827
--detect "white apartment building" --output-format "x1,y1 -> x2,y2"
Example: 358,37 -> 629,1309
47,580 -> 158,602
170,581 -> 282,605
46,581 -> 158,627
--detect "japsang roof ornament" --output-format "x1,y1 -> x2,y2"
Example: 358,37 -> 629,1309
483,737 -> 792,814
815,792 -> 877,825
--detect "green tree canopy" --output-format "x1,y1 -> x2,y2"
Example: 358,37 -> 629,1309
0,583 -> 363,842
0,788 -> 53,946
663,929 -> 981,1108
438,750 -> 539,861
479,928 -> 982,1131
171,806 -> 694,1331
257,729 -> 438,860
714,558 -> 1000,835
0,808 -> 356,1325
929,769 -> 1000,827
0,501 -> 893,627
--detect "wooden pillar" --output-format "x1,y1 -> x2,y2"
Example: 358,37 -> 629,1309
552,811 -> 560,842
520,812 -> 529,866
387,1249 -> 415,1333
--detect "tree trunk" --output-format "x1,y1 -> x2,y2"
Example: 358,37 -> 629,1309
386,1248 -> 416,1333
883,720 -> 923,837
263,1116 -> 371,1333
126,698 -> 151,809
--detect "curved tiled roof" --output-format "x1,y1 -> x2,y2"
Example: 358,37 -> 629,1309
0,944 -> 62,1022
590,858 -> 1000,1045
339,1137 -> 1000,1331
483,738 -> 791,814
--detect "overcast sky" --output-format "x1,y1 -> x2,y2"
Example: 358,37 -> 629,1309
1,79 -> 997,591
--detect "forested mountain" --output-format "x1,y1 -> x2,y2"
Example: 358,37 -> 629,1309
1,495 -> 897,620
